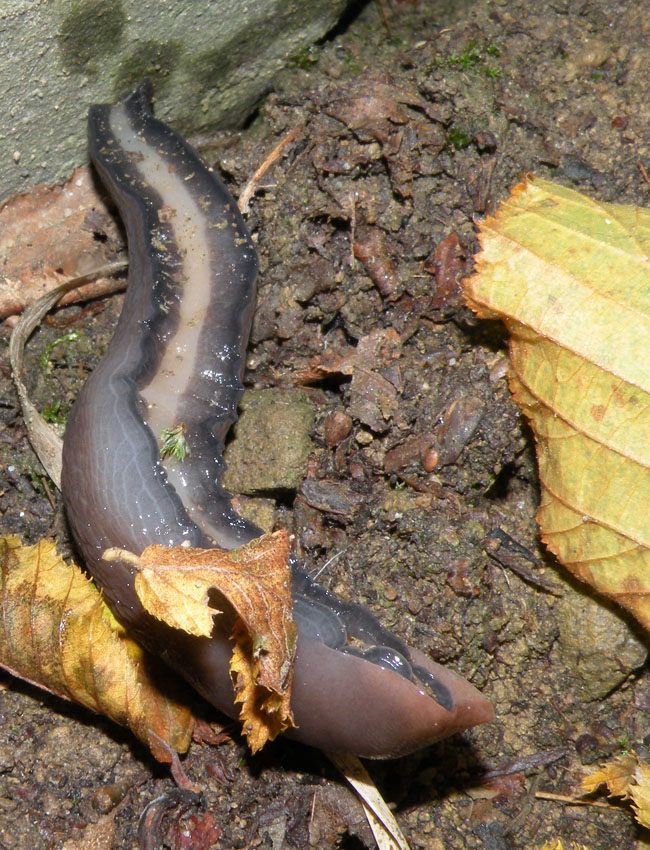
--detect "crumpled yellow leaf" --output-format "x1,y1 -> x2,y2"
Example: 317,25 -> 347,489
0,535 -> 193,763
539,838 -> 589,850
105,530 -> 297,751
537,842 -> 591,850
230,619 -> 293,753
582,752 -> 636,798
583,752 -> 650,829
632,760 -> 650,829
464,177 -> 650,633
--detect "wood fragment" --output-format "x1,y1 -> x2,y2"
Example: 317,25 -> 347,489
238,125 -> 304,214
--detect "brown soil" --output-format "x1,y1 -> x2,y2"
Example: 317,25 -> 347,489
1,1 -> 649,848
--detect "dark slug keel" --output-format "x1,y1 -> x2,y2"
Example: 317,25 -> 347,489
61,82 -> 493,758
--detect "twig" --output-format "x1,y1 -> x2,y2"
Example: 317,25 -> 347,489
9,269 -> 123,489
238,125 -> 304,214
484,528 -> 563,596
535,790 -> 620,811
483,747 -> 567,779
2,260 -> 127,323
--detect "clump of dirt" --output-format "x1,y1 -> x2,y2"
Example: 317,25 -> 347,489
1,1 -> 649,848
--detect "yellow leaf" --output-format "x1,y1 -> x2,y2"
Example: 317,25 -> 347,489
106,530 -> 297,750
537,842 -> 591,850
536,842 -> 591,850
464,177 -> 650,632
0,535 -> 193,763
230,619 -> 293,753
631,759 -> 650,829
583,752 -> 650,830
582,753 -> 636,798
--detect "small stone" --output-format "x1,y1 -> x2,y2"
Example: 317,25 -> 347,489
574,38 -> 611,69
323,410 -> 352,446
555,590 -> 647,700
407,596 -> 422,615
223,389 -> 315,494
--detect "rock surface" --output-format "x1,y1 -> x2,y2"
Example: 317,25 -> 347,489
0,0 -> 350,203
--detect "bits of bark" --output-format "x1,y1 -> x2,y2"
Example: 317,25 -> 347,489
634,689 -> 650,710
327,94 -> 408,144
421,446 -> 439,472
300,478 -> 365,517
308,784 -> 372,847
323,410 -> 353,446
423,231 -> 466,316
353,223 -> 401,301
446,557 -> 480,597
349,368 -> 400,432
484,529 -> 562,595
325,77 -> 431,145
138,790 -> 201,850
474,130 -> 497,153
383,432 -> 436,474
575,733 -> 600,764
295,327 -> 401,386
461,154 -> 497,213
205,758 -> 234,784
173,811 -> 221,850
348,460 -> 366,481
91,779 -> 135,814
435,396 -> 484,466
483,747 -> 567,779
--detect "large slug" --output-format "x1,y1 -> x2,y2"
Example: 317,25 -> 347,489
61,82 -> 493,758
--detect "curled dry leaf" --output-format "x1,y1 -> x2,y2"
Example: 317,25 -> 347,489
582,752 -> 636,799
583,752 -> 650,829
105,530 -> 297,751
0,536 -> 193,763
9,275 -> 123,489
464,177 -> 650,634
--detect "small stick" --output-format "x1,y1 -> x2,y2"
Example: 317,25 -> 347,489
238,125 -> 304,213
535,791 -> 619,810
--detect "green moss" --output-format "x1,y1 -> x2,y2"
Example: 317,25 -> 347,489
447,124 -> 472,149
42,399 -> 67,426
57,0 -> 126,75
290,44 -> 321,69
448,39 -> 483,69
40,330 -> 82,376
428,38 -> 503,78
112,39 -> 183,99
159,424 -> 191,463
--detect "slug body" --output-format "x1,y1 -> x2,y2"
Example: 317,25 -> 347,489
61,82 -> 493,758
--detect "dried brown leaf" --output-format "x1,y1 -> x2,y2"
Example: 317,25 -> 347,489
0,167 -> 127,319
106,530 -> 297,751
582,753 -> 636,798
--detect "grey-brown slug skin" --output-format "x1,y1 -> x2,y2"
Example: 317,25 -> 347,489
61,82 -> 493,759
